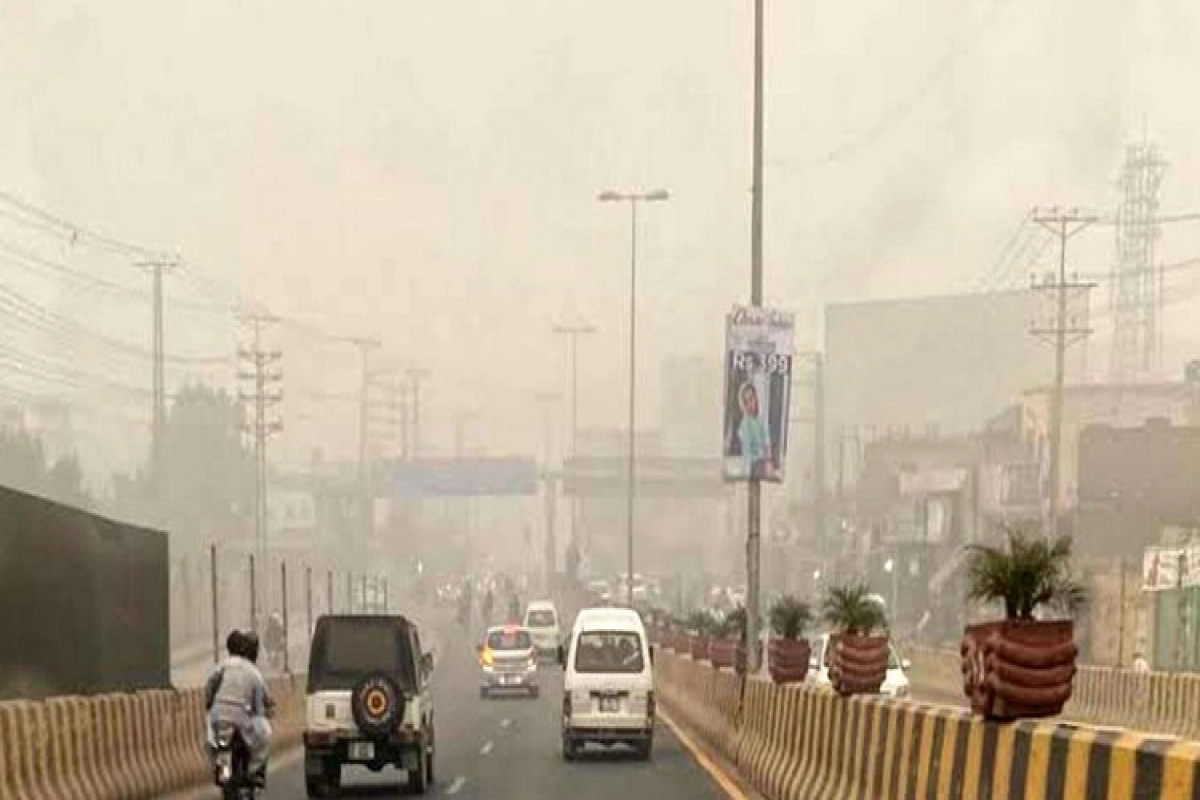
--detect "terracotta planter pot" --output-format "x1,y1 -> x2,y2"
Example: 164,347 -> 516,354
689,634 -> 711,661
961,619 -> 1077,721
768,638 -> 812,684
710,638 -> 739,669
830,633 -> 888,696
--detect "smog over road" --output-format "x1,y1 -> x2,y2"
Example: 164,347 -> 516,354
2,2 -> 1200,799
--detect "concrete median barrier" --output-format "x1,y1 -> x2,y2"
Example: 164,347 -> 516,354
0,674 -> 306,799
656,650 -> 1200,800
910,644 -> 1200,741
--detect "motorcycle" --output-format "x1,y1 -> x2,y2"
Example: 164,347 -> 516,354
212,725 -> 259,800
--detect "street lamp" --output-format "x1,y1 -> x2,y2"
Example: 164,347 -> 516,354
597,188 -> 670,606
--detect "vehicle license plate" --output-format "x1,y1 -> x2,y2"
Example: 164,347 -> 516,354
599,697 -> 620,713
349,742 -> 374,761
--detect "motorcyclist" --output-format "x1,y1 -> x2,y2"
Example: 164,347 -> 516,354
205,629 -> 274,787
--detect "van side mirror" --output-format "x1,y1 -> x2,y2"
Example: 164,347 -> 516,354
422,652 -> 435,675
649,645 -> 657,665
557,645 -> 566,666
901,658 -> 911,671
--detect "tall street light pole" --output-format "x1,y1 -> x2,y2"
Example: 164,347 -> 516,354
597,188 -> 670,606
553,323 -> 596,583
746,0 -> 767,674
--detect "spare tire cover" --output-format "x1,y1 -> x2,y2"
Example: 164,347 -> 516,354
352,672 -> 404,740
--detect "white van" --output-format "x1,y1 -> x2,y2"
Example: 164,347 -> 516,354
523,600 -> 562,661
560,607 -> 654,761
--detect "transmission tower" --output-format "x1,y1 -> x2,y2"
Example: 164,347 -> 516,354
1109,142 -> 1167,383
237,313 -> 283,629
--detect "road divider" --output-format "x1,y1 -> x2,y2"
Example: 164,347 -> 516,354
909,645 -> 1200,741
0,674 -> 306,800
656,649 -> 1200,800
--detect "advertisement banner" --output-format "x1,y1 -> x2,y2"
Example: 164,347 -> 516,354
722,305 -> 794,482
1142,547 -> 1181,592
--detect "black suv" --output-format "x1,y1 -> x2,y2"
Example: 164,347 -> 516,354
302,615 -> 436,796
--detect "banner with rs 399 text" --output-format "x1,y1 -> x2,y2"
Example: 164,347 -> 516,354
722,305 -> 794,482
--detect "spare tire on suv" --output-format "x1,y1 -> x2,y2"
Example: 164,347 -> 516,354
351,672 -> 405,740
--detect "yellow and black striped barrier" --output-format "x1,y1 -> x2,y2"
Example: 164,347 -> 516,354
0,674 -> 305,800
656,649 -> 1200,800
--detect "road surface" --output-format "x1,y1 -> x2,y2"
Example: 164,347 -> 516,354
173,611 -> 728,800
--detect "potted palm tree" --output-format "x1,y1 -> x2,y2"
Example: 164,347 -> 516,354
821,582 -> 890,696
710,606 -> 745,670
768,595 -> 813,684
962,527 -> 1087,720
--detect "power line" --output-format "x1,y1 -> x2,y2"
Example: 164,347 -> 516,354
0,284 -> 230,368
0,190 -> 171,260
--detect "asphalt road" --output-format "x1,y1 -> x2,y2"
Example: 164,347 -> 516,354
174,611 -> 727,800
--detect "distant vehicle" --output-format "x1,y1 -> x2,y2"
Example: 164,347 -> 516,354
586,579 -> 612,603
303,615 -> 437,796
523,600 -> 562,661
806,632 -> 911,699
561,607 -> 655,761
479,625 -> 540,699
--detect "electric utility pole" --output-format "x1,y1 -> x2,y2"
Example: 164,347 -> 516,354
136,256 -> 178,513
1031,207 -> 1097,538
238,313 -> 282,630
350,337 -> 382,568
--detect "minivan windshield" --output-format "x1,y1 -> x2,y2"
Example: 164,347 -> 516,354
574,631 -> 644,673
526,610 -> 556,628
307,618 -> 416,692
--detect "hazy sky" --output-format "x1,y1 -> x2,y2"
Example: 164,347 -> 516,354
3,0 -> 1200,485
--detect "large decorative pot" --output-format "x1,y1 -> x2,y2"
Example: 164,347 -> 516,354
961,619 -> 1076,720
830,633 -> 888,696
768,638 -> 812,684
710,638 -> 739,669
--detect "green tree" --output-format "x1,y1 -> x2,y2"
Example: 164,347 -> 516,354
0,426 -> 90,508
158,384 -> 254,538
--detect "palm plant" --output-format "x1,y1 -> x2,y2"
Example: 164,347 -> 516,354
720,606 -> 748,642
821,582 -> 887,635
965,527 -> 1089,620
685,609 -> 717,636
768,595 -> 813,641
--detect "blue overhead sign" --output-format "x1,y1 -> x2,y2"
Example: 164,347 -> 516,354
388,458 -> 539,498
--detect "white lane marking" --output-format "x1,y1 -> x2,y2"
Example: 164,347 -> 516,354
480,740 -> 494,755
500,718 -> 512,729
447,776 -> 467,795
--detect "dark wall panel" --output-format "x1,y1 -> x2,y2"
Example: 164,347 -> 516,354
0,485 -> 168,700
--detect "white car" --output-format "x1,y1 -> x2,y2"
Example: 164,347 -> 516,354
523,600 -> 562,661
806,632 -> 911,698
560,607 -> 655,761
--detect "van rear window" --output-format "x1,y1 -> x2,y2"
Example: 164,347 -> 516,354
573,631 -> 644,673
307,618 -> 416,692
526,610 -> 556,627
